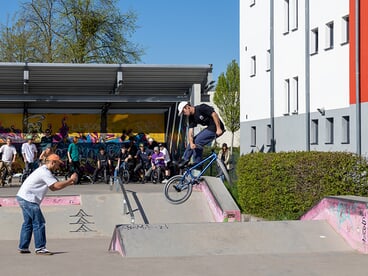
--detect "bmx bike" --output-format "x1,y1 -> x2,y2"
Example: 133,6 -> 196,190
117,162 -> 130,184
163,150 -> 231,204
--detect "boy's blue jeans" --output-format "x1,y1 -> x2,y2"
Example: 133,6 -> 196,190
17,196 -> 46,251
182,129 -> 216,164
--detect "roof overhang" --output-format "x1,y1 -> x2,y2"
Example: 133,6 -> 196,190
0,62 -> 213,112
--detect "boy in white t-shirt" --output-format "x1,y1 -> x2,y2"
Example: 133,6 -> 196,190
21,135 -> 38,173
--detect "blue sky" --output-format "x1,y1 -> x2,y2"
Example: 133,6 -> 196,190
0,0 -> 239,82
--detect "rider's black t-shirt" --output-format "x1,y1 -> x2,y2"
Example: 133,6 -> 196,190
188,104 -> 225,133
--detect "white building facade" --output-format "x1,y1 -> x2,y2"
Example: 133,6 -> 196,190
240,0 -> 368,156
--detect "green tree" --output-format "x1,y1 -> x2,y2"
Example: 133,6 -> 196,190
0,0 -> 143,63
213,59 -> 240,156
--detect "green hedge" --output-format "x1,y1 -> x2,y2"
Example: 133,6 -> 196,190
236,151 -> 368,220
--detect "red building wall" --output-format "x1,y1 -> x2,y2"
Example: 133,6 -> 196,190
350,0 -> 368,104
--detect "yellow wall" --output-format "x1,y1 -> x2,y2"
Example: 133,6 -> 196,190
0,113 -> 165,143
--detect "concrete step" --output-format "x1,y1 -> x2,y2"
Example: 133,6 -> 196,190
109,220 -> 353,257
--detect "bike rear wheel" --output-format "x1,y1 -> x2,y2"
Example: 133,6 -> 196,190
216,159 -> 232,186
164,175 -> 192,204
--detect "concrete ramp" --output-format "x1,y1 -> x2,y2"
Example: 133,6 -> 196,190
301,195 -> 368,253
109,220 -> 353,257
0,193 -> 130,240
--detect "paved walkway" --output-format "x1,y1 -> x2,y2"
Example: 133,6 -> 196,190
1,182 -> 367,275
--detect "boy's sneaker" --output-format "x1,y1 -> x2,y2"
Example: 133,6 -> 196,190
18,248 -> 31,254
35,248 -> 53,255
161,179 -> 168,184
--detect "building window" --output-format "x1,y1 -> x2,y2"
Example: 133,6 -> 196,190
311,119 -> 318,145
283,0 -> 290,34
325,117 -> 334,144
266,124 -> 272,146
291,76 -> 298,114
342,116 -> 350,144
266,49 -> 271,72
250,0 -> 255,7
290,0 -> 298,31
311,28 -> 319,55
251,126 -> 256,146
341,15 -> 349,45
325,21 -> 334,50
283,79 -> 290,115
250,55 -> 256,77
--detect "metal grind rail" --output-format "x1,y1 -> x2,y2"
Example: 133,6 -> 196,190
114,176 -> 135,224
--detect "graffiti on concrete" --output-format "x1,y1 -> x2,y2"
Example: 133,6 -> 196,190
69,209 -> 96,232
119,224 -> 169,231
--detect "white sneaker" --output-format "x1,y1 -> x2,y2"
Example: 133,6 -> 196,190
35,248 -> 53,255
161,179 -> 168,184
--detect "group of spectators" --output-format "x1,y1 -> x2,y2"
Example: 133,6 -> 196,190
0,133 -> 54,186
102,137 -> 172,184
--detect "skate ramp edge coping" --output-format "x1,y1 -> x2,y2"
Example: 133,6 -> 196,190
199,176 -> 241,222
301,195 -> 368,254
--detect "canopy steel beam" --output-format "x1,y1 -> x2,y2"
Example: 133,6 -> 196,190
0,94 -> 189,103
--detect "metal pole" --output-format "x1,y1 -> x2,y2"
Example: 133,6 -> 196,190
305,0 -> 311,151
270,0 -> 275,152
355,0 -> 361,156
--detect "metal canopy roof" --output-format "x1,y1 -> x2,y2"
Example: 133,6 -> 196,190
0,62 -> 213,112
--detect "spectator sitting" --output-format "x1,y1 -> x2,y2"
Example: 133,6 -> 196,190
146,146 -> 165,183
115,146 -> 133,176
134,143 -> 151,183
92,147 -> 111,183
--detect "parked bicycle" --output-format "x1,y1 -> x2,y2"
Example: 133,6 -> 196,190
163,150 -> 231,204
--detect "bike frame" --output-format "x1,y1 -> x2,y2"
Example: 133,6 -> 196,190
181,151 -> 218,184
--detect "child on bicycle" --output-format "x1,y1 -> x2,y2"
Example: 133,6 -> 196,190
92,147 -> 111,183
115,146 -> 133,175
177,101 -> 225,168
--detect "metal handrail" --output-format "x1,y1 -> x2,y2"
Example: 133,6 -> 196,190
116,176 -> 135,224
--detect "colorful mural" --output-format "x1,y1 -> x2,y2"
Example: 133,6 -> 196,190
0,113 -> 165,173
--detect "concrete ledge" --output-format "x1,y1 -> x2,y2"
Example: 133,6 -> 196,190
199,176 -> 241,222
301,195 -> 368,254
109,220 -> 352,257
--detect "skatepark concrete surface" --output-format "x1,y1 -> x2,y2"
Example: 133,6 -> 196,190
1,181 -> 367,276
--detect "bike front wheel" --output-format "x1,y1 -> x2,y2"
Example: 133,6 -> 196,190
164,175 -> 192,204
120,169 -> 130,184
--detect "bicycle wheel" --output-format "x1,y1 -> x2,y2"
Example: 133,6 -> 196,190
150,169 -> 158,183
120,169 -> 130,184
164,175 -> 193,204
216,159 -> 232,186
103,169 -> 109,184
